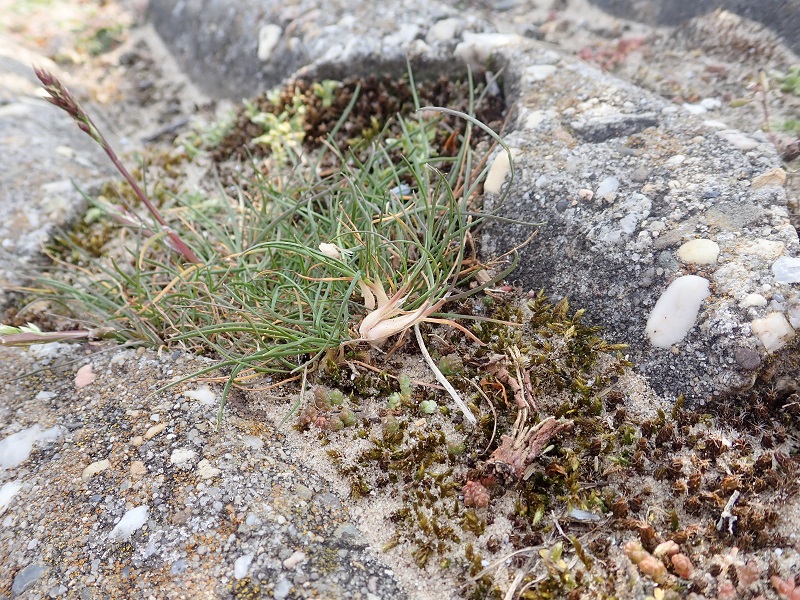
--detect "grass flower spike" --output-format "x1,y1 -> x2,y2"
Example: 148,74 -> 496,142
34,67 -> 201,265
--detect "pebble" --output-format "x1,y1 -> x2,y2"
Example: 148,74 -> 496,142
170,559 -> 187,575
257,25 -> 282,62
751,312 -> 796,353
75,364 -> 95,389
646,275 -> 710,348
11,563 -> 46,595
703,119 -> 728,129
426,18 -> 462,43
169,448 -> 197,468
771,256 -> 800,283
734,347 -> 762,370
242,435 -> 264,450
484,148 -> 519,194
0,425 -> 62,470
454,32 -> 525,65
789,304 -> 800,329
332,523 -> 368,548
81,459 -> 111,481
245,514 -> 262,527
524,64 -> 557,81
196,459 -> 221,479
676,239 -> 720,265
737,238 -> 785,260
741,293 -> 768,308
273,577 -> 292,599
0,481 -> 22,514
144,423 -> 166,440
283,550 -> 306,569
665,154 -> 686,167
751,167 -> 787,190
595,176 -> 620,200
682,102 -> 707,115
183,386 -> 216,405
524,109 -> 553,129
130,461 -> 147,478
108,505 -> 149,542
234,553 -> 254,578
716,129 -> 760,150
294,483 -> 313,500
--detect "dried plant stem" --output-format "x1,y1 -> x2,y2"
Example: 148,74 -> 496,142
0,328 -> 114,346
414,323 -> 476,425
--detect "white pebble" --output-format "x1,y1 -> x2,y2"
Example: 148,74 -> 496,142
525,64 -> 557,81
243,435 -> 264,450
0,481 -> 22,515
646,275 -> 711,348
169,448 -> 197,468
454,32 -> 524,65
788,304 -> 800,329
595,176 -> 619,200
283,551 -> 306,569
682,103 -> 707,115
741,293 -> 767,308
484,148 -> 520,194
426,18 -> 462,43
524,109 -> 551,129
665,154 -> 686,167
257,25 -> 282,62
234,554 -> 254,579
578,188 -> 594,200
196,459 -> 221,480
676,239 -> 720,265
109,505 -> 149,542
751,312 -> 795,352
0,425 -> 62,470
245,514 -> 261,527
183,386 -> 217,405
716,129 -> 760,150
81,459 -> 111,481
737,239 -> 785,260
273,578 -> 292,599
771,256 -> 800,283
703,119 -> 728,129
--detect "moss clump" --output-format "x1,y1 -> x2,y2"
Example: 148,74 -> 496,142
210,74 -> 506,166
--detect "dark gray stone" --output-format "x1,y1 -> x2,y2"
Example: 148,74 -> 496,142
569,112 -> 659,143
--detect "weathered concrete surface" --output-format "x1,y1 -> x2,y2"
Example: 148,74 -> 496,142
588,0 -> 800,56
477,37 -> 800,401
144,0 -> 800,401
0,37 -> 114,310
146,0 -> 493,99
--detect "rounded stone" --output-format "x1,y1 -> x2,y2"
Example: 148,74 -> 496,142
646,275 -> 711,348
676,239 -> 720,265
733,347 -> 761,371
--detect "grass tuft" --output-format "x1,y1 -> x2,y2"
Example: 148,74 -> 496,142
15,68 -> 525,425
